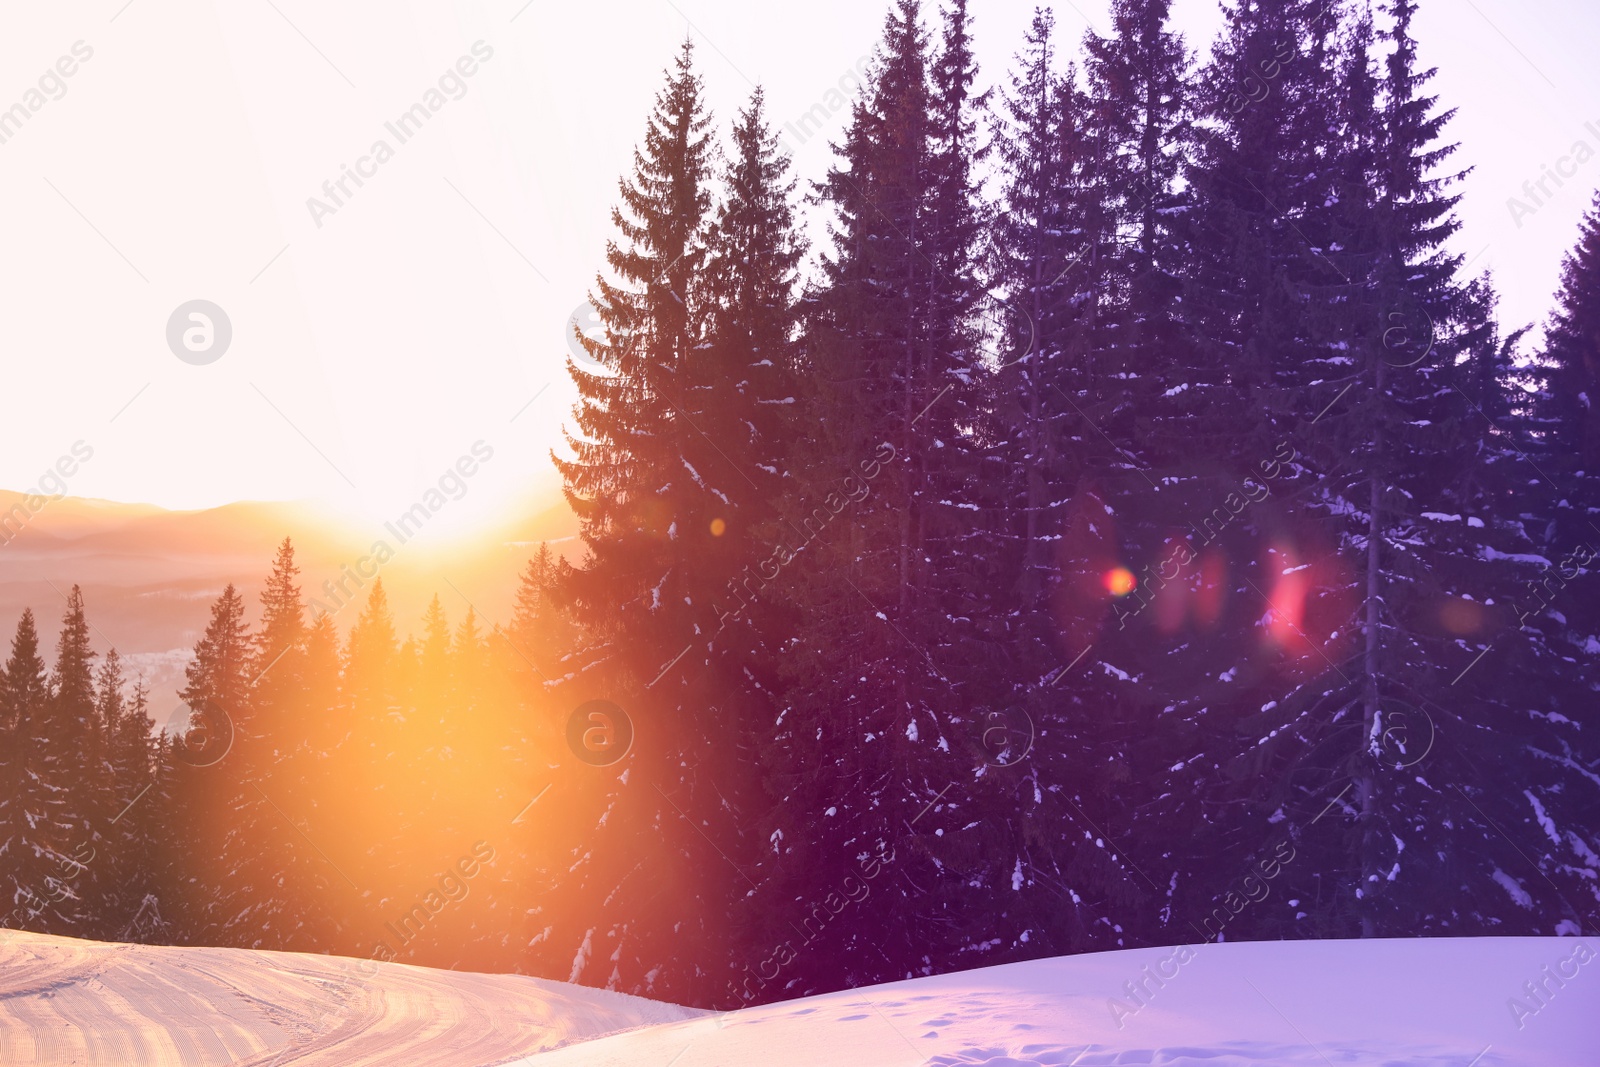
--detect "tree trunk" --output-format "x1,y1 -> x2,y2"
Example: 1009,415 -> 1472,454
1358,359 -> 1385,939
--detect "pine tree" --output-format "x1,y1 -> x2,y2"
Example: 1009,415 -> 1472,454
554,35 -> 716,703
176,585 -> 260,946
1083,0 -> 1189,298
301,611 -> 344,756
1106,0 -> 1359,945
112,678 -> 167,943
0,610 -> 75,934
1082,0 -> 1190,465
990,9 -> 1103,607
1538,192 -> 1600,500
39,587 -> 103,932
695,83 -> 805,692
1127,0 -> 1598,941
345,579 -> 397,715
96,650 -> 156,938
340,579 -> 400,920
986,3 -> 1195,961
752,0 -> 1009,996
551,38 -> 738,1003
508,545 -> 573,689
1530,192 -> 1600,735
140,708 -> 192,946
254,538 -> 307,709
249,541 -> 340,949
178,585 -> 253,736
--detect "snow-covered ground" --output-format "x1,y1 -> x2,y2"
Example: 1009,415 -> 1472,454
537,936 -> 1595,1067
0,931 -> 1592,1065
0,929 -> 699,1065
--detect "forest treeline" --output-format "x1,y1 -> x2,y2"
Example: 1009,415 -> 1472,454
3,0 -> 1599,1010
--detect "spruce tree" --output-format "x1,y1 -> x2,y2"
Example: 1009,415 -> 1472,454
1537,192 -> 1600,504
345,579 -> 397,715
339,580 -> 401,925
1083,0 -> 1189,297
918,0 -> 997,720
760,0 -> 937,998
95,650 -> 157,938
1126,0 -> 1598,941
251,543 -> 339,949
1113,0 -> 1363,934
1300,0 -> 1545,937
1519,194 -> 1600,928
758,0 -> 1005,995
983,5 -> 1154,964
93,649 -> 127,935
509,545 -> 573,689
300,610 -> 345,773
112,678 -> 166,942
990,10 -> 1108,606
554,35 -> 715,701
695,83 -> 804,691
1532,193 -> 1600,700
0,610 -> 75,933
551,39 -> 738,1002
41,587 -> 102,932
176,585 -> 260,946
254,539 -> 306,709
178,585 -> 253,734
1176,0 -> 1346,448
688,84 -> 816,998
2,0 -> 1591,989
1082,0 -> 1190,465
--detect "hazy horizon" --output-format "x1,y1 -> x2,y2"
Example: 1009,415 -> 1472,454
0,482 -> 579,723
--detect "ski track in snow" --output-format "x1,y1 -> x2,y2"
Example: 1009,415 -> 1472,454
0,930 -> 700,1065
0,933 -> 1593,1065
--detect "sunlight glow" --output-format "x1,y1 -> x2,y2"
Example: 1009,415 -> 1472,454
1103,567 -> 1137,597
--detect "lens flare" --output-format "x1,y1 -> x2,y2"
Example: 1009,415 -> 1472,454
1264,545 -> 1310,651
1103,567 -> 1137,597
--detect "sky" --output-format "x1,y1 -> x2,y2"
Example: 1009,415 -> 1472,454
1,0 -> 1596,533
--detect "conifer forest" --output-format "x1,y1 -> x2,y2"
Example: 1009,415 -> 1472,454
2,0 -> 1597,1013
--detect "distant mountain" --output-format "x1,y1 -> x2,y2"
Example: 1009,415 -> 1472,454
0,489 -> 578,727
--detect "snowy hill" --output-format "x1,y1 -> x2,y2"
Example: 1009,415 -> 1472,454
0,931 -> 1592,1065
534,936 -> 1596,1066
0,930 -> 700,1065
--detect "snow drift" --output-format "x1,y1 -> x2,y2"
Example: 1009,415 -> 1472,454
0,930 -> 1592,1065
0,929 -> 699,1065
